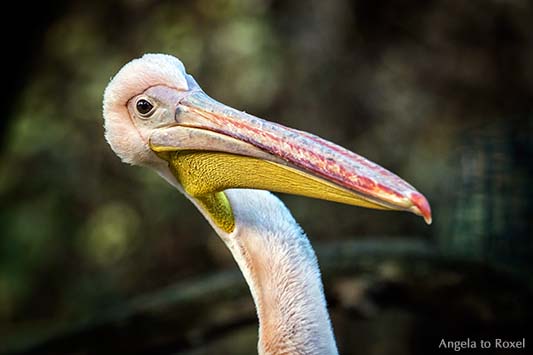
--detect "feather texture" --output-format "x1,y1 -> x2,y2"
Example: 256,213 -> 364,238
222,189 -> 338,355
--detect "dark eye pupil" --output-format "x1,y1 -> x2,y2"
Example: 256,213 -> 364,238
136,99 -> 153,115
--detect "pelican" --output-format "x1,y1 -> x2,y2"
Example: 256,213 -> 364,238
103,54 -> 431,355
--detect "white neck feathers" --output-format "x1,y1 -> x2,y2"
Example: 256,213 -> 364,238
221,189 -> 338,355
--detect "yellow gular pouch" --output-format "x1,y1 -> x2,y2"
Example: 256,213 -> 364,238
152,148 -> 392,234
154,150 -> 237,233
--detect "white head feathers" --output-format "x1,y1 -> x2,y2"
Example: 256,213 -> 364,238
102,54 -> 189,165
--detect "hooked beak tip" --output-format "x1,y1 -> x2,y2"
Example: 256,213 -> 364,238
409,191 -> 432,225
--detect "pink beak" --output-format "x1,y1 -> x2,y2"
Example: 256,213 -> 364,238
150,81 -> 431,225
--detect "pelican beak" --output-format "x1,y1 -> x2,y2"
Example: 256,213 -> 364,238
150,85 -> 431,233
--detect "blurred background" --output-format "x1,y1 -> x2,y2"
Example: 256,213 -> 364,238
1,0 -> 532,354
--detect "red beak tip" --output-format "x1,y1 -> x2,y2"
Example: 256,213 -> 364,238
410,192 -> 432,225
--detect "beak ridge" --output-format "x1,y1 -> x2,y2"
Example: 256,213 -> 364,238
150,90 -> 432,225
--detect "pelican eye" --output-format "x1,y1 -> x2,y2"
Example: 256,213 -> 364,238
136,99 -> 154,116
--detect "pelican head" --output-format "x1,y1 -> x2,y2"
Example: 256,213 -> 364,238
103,53 -> 431,234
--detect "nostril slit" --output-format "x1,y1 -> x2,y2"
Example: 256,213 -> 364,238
175,106 -> 183,122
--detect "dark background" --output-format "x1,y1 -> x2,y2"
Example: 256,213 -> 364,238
1,0 -> 531,354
